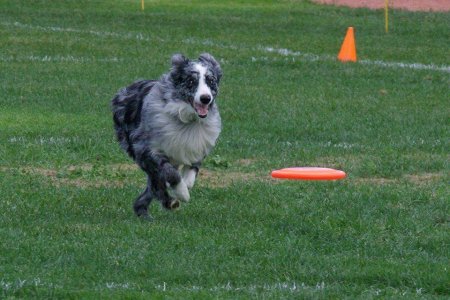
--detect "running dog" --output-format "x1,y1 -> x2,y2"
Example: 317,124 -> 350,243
111,53 -> 222,219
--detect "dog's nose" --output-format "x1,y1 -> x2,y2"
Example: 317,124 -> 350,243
200,94 -> 211,104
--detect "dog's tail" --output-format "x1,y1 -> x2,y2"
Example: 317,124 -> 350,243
111,80 -> 156,159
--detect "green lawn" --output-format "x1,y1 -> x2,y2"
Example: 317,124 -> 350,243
1,0 -> 449,298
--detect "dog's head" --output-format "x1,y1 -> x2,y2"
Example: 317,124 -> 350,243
170,53 -> 222,119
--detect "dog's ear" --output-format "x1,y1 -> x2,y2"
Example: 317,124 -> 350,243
171,53 -> 188,68
199,53 -> 222,82
170,54 -> 189,85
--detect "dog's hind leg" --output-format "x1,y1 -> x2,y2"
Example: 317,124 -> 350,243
133,179 -> 154,219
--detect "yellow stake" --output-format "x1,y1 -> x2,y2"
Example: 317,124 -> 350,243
385,0 -> 389,33
141,0 -> 144,10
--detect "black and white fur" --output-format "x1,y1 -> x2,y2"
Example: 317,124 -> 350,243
111,53 -> 222,218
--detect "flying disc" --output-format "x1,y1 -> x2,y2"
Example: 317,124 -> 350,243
271,167 -> 346,181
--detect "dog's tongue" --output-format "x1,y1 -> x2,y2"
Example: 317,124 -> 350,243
194,103 -> 209,118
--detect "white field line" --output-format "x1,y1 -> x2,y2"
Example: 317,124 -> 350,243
153,281 -> 424,296
154,281 -> 325,293
6,136 -> 83,145
0,55 -> 121,63
360,59 -> 450,72
251,55 -> 450,73
0,279 -> 425,296
0,21 -> 163,42
2,21 -> 449,72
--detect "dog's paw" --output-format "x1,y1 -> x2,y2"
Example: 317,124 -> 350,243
166,180 -> 190,202
134,207 -> 153,221
170,199 -> 180,210
182,168 -> 197,189
161,199 -> 180,210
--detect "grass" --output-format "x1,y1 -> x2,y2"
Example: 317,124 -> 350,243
1,0 -> 449,298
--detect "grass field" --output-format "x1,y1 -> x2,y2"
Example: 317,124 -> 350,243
1,0 -> 449,298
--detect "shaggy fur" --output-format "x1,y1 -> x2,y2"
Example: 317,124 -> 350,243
111,53 -> 222,218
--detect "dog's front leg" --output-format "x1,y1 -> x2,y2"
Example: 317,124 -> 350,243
136,148 -> 190,206
161,162 -> 190,203
181,164 -> 200,189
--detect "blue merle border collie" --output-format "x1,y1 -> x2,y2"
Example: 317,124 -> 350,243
111,53 -> 222,219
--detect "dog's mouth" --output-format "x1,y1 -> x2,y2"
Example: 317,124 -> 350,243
193,103 -> 209,118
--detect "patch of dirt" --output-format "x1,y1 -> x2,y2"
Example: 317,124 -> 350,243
354,172 -> 445,185
354,177 -> 397,185
313,0 -> 450,12
2,163 -> 445,189
404,173 -> 445,184
2,164 -> 138,189
64,163 -> 138,172
20,166 -> 127,189
2,163 -> 272,189
198,169 -> 272,188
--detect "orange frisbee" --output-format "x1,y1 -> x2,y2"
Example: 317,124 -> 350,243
271,167 -> 346,181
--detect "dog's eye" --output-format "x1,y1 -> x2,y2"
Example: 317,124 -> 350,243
187,77 -> 197,87
205,75 -> 216,86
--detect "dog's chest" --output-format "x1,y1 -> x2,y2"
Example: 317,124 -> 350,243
152,119 -> 220,165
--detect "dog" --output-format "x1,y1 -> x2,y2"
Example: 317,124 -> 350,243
111,53 -> 222,219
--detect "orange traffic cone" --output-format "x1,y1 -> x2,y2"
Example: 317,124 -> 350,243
338,27 -> 357,62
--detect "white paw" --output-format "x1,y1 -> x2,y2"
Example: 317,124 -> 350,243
167,180 -> 190,202
183,168 -> 197,189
